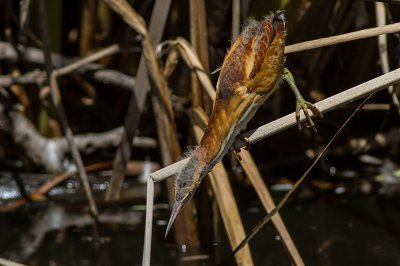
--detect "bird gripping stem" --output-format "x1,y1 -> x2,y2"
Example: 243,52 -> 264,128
283,67 -> 322,133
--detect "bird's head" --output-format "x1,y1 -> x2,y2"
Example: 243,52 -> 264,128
165,153 -> 206,236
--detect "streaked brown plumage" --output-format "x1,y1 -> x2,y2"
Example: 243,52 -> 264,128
166,11 -> 286,235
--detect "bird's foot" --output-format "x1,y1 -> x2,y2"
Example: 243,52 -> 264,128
283,67 -> 323,134
296,99 -> 323,133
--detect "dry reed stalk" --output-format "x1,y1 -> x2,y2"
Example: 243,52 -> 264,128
190,0 -> 210,74
285,22 -> 400,54
103,0 -> 174,119
189,0 -> 202,107
20,0 -> 31,30
38,0 -> 98,219
105,0 -> 172,202
187,0 -> 212,116
228,93 -> 377,260
104,0 -> 199,249
142,177 -> 155,266
167,38 -> 216,100
188,107 -> 254,266
231,0 -> 240,39
238,150 -> 304,266
79,0 -> 95,56
162,45 -> 179,79
0,258 -> 27,266
375,3 -> 400,116
54,44 -> 121,76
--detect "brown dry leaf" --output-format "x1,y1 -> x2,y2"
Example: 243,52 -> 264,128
188,107 -> 254,266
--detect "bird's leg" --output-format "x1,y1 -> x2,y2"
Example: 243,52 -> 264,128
283,67 -> 322,133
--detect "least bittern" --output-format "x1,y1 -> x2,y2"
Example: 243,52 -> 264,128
166,11 -> 321,235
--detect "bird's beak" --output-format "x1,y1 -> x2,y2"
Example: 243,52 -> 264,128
165,197 -> 186,237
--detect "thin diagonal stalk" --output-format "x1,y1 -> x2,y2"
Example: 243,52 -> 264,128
104,0 -> 199,248
239,150 -> 304,266
226,92 -> 376,262
104,0 -> 172,201
55,44 -> 121,76
38,0 -> 98,219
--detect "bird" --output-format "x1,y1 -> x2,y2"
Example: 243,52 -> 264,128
165,11 -> 320,236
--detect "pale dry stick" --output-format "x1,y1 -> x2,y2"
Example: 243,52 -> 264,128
20,0 -> 31,30
0,44 -> 122,86
159,42 -> 214,105
80,0 -> 95,56
6,106 -> 155,172
50,77 -> 100,217
285,22 -> 400,54
190,0 -> 210,74
38,0 -> 98,218
232,0 -> 240,40
367,0 -> 400,3
105,0 -> 169,201
375,3 -> 400,116
104,0 -> 174,118
160,45 -> 179,79
0,41 -> 139,88
189,108 -> 254,265
163,38 -> 215,101
0,42 -> 103,70
189,0 -> 210,108
104,0 -> 173,201
189,0 -> 202,107
0,69 -> 46,87
0,258 -> 27,266
196,22 -> 400,76
54,44 -> 121,77
142,177 -> 154,266
104,0 -> 199,249
150,67 -> 400,181
196,0 -> 210,73
239,150 -> 304,266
